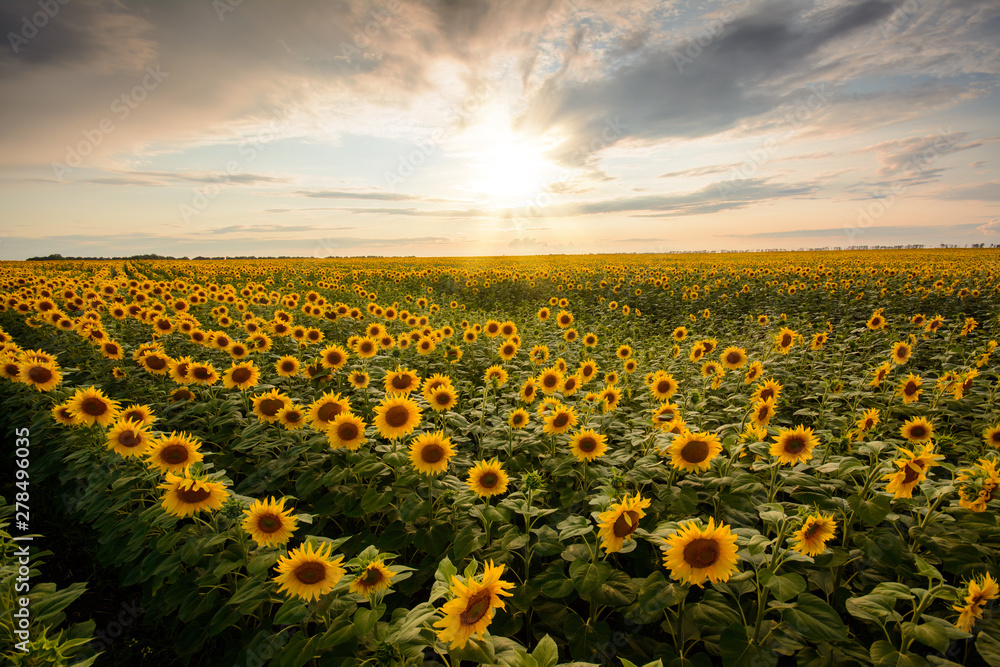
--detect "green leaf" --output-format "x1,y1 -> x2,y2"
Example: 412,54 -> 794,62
782,593 -> 847,641
449,636 -> 496,665
556,515 -> 594,540
759,569 -> 806,603
274,598 -> 310,625
587,569 -> 636,607
976,629 -> 1000,666
849,492 -> 892,526
569,559 -> 611,595
531,634 -> 559,667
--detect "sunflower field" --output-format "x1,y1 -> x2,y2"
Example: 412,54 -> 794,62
1,249 -> 999,667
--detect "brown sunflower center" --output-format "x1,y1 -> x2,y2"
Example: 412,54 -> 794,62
27,366 -> 53,384
896,347 -> 908,358
902,463 -> 921,484
613,510 -> 641,538
294,561 -> 327,585
909,425 -> 927,439
804,522 -> 823,539
420,444 -> 445,463
577,436 -> 597,452
780,334 -> 792,347
435,392 -> 452,406
384,405 -> 410,428
256,513 -> 283,533
281,361 -> 296,372
361,567 -> 384,586
80,397 -> 109,416
118,431 -> 141,448
683,537 -> 720,569
759,388 -> 774,401
317,402 -> 343,421
657,381 -> 671,394
145,355 -> 167,370
459,590 -> 492,626
726,352 -> 742,364
326,352 -> 343,365
337,422 -> 359,441
161,444 -> 190,464
552,413 -> 570,428
391,375 -> 412,390
231,368 -> 252,384
177,485 -> 212,504
259,398 -> 283,416
543,375 -> 558,388
680,439 -> 709,463
283,410 -> 302,423
904,382 -> 918,395
193,367 -> 212,380
783,436 -> 807,454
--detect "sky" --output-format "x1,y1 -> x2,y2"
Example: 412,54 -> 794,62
0,0 -> 998,259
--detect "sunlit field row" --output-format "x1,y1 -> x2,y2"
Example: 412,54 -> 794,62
1,249 -> 999,666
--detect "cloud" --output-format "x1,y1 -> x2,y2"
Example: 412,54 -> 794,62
935,181 -> 1000,202
978,218 -> 1000,235
76,170 -> 291,187
291,188 -> 463,203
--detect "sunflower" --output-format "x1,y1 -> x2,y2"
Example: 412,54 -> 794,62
770,425 -> 819,465
752,379 -> 782,404
466,459 -> 509,497
222,361 -> 259,390
869,361 -> 892,388
672,326 -> 688,341
891,341 -> 912,365
544,405 -> 578,435
856,407 -> 880,433
775,327 -> 797,354
350,559 -> 396,597
273,541 -> 346,602
242,496 -> 298,546
51,401 -> 77,426
867,312 -> 887,330
662,518 -> 739,587
188,361 -> 219,386
277,406 -> 308,430
953,573 -> 999,633
720,346 -> 747,369
508,408 -> 529,429
139,351 -> 172,375
983,426 -> 1000,449
168,356 -> 194,384
791,513 -> 837,557
18,361 -> 61,391
146,431 -> 204,473
700,361 -> 723,378
105,418 -> 152,458
0,355 -> 21,381
538,366 -> 564,395
597,493 -> 651,553
308,391 -> 351,429
349,370 -> 371,389
428,385 -> 458,413
599,385 -> 622,413
171,387 -> 195,402
518,378 -> 538,404
67,386 -> 120,427
569,362 -> 595,388
689,343 -> 706,363
484,365 -> 509,387
900,416 -> 934,443
385,366 -> 420,394
583,332 -> 598,347
498,340 -> 519,360
652,402 -> 681,429
555,310 -> 574,328
409,431 -> 455,475
253,389 -> 293,423
568,428 -> 607,462
810,333 -> 828,351
356,336 -> 379,358
158,472 -> 229,518
667,431 -> 722,473
374,394 -> 422,439
275,355 -> 300,378
750,398 -> 776,427
433,561 -> 515,649
616,344 -> 633,360
883,459 -> 926,499
327,413 -> 367,450
649,373 -> 678,400
898,373 -> 923,404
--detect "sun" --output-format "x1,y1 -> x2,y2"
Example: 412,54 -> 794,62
459,113 -> 560,205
